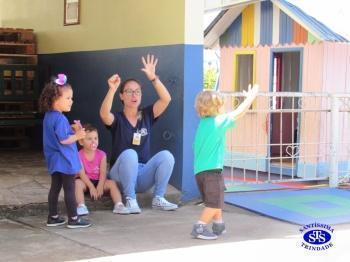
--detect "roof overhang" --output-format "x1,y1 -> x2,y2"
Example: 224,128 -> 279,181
205,0 -> 259,12
270,0 -> 322,40
204,0 -> 261,48
204,7 -> 244,48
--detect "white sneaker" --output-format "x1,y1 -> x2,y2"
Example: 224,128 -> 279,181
113,203 -> 130,215
77,204 -> 89,216
152,196 -> 178,211
125,197 -> 141,214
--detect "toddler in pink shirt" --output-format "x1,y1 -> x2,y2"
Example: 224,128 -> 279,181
75,124 -> 129,215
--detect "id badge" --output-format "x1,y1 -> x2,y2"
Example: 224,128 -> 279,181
132,132 -> 141,145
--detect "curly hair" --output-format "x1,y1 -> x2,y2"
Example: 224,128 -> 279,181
82,123 -> 98,134
195,90 -> 224,117
39,77 -> 72,112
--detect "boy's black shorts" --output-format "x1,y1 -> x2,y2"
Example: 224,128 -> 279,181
195,169 -> 224,209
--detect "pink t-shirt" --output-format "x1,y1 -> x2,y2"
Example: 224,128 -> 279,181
78,149 -> 106,181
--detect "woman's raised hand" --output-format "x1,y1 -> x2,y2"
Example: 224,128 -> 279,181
141,54 -> 158,81
107,74 -> 121,93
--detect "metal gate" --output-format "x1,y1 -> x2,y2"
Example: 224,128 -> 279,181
223,92 -> 350,187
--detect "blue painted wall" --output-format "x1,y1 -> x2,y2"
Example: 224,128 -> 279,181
220,14 -> 242,47
38,44 -> 202,201
279,11 -> 293,44
260,0 -> 273,45
182,45 -> 203,201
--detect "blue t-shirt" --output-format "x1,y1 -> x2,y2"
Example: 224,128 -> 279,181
107,105 -> 158,166
43,110 -> 81,175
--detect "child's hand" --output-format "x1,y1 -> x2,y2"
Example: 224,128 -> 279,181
71,120 -> 82,133
107,74 -> 121,93
230,84 -> 259,121
96,183 -> 104,198
243,84 -> 259,98
89,186 -> 98,200
75,128 -> 86,140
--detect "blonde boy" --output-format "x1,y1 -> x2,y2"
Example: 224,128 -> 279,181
191,85 -> 259,240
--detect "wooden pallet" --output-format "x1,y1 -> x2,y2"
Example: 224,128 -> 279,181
0,42 -> 36,55
0,28 -> 37,65
0,65 -> 38,99
0,28 -> 35,43
0,28 -> 40,149
0,53 -> 37,65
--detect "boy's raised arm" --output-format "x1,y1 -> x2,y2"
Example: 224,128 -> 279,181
228,84 -> 259,121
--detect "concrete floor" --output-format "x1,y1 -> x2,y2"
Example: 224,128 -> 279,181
1,205 -> 349,262
0,150 -> 349,261
0,150 -> 180,218
0,150 -> 50,207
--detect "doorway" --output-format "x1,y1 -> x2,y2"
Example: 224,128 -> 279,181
270,50 -> 301,168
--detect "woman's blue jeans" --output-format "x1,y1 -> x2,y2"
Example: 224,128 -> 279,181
108,149 -> 175,199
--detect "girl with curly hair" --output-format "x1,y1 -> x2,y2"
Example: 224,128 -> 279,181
39,74 -> 91,229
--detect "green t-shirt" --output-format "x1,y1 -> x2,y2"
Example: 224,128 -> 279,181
193,114 -> 236,174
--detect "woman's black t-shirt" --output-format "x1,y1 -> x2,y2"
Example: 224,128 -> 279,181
107,104 -> 158,166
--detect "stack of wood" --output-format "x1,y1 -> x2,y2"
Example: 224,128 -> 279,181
0,28 -> 39,149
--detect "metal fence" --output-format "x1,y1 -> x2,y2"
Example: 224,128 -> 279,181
223,92 -> 350,187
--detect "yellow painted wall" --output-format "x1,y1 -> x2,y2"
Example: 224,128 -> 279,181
241,4 -> 254,46
0,1 -> 2,27
0,0 -> 185,54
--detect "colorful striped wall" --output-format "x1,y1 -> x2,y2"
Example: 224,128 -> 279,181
220,0 -> 319,47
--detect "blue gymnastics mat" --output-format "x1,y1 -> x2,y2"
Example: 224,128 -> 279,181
224,182 -> 289,192
224,188 -> 350,225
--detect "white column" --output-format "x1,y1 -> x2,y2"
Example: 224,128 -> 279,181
185,0 -> 204,45
329,95 -> 340,187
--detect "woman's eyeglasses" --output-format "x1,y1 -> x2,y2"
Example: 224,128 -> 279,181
124,89 -> 142,96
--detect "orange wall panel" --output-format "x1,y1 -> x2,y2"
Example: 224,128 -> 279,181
293,22 -> 308,44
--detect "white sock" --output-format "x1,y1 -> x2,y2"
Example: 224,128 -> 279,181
213,219 -> 223,224
197,220 -> 206,225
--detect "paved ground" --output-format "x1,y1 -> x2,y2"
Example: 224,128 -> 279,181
0,151 -> 50,207
0,150 -> 349,261
0,150 -> 180,218
1,205 -> 349,262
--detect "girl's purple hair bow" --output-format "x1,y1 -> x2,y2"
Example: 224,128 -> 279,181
55,74 -> 67,85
